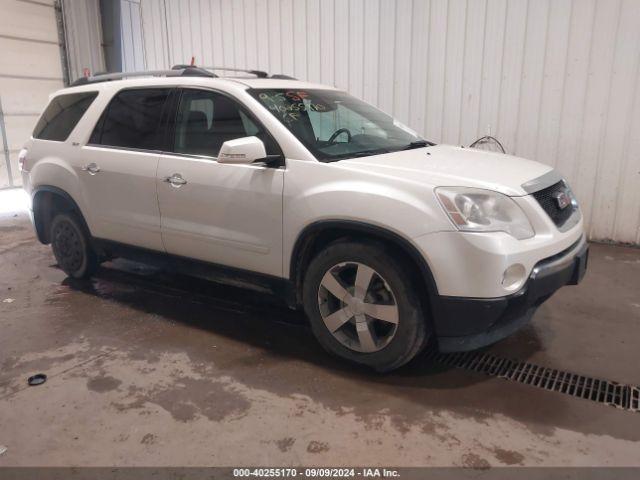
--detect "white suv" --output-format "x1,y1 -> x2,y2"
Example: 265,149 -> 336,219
20,66 -> 588,372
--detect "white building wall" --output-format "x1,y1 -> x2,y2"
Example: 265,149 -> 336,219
0,0 -> 64,188
121,0 -> 147,71
63,0 -> 106,81
0,0 -> 107,188
139,0 -> 640,244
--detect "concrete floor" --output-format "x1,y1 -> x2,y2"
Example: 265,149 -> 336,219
1,195 -> 639,466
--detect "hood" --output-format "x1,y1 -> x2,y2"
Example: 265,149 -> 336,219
339,144 -> 554,196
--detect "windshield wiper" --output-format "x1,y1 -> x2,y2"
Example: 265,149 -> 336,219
352,148 -> 390,157
327,148 -> 391,161
402,140 -> 433,150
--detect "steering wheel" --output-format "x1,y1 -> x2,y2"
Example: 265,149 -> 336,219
328,128 -> 352,144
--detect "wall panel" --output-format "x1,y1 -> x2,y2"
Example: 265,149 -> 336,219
0,0 -> 65,188
63,0 -> 106,81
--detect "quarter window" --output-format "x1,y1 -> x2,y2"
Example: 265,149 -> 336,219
173,89 -> 279,157
90,88 -> 171,150
33,92 -> 98,141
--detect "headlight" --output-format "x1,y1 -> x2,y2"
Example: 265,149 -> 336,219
435,187 -> 534,240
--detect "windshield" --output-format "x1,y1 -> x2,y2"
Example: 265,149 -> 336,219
248,88 -> 428,161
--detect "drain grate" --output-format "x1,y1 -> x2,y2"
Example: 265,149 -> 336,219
429,351 -> 640,413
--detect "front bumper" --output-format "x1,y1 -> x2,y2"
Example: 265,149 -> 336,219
435,235 -> 589,352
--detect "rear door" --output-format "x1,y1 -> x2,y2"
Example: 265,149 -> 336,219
77,87 -> 173,251
156,88 -> 284,276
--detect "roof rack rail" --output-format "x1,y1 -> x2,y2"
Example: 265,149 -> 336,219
69,65 -> 299,87
70,66 -> 216,86
203,66 -> 269,78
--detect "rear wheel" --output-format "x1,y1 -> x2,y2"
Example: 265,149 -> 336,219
303,241 -> 430,372
50,213 -> 98,279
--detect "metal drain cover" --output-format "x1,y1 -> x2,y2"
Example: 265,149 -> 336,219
429,351 -> 640,413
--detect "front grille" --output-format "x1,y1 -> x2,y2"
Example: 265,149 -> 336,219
532,180 -> 575,228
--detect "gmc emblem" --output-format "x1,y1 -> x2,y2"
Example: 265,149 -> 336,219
554,190 -> 571,210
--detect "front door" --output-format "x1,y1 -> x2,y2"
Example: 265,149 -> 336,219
76,87 -> 173,251
156,88 -> 284,277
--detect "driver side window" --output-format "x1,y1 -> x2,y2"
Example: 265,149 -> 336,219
306,102 -> 385,142
173,89 -> 279,157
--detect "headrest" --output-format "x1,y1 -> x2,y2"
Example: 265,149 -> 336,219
186,110 -> 208,131
212,96 -> 241,121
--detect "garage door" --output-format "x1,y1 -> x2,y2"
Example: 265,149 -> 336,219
0,0 -> 64,188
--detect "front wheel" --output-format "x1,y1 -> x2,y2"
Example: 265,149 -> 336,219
302,241 -> 430,372
50,213 -> 99,279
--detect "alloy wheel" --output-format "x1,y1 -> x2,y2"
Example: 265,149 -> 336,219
317,262 -> 399,353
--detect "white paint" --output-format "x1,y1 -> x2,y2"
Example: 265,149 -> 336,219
137,0 -> 640,244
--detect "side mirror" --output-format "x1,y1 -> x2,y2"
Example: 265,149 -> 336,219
217,136 -> 267,164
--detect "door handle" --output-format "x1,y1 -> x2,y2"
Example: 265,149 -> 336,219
81,163 -> 100,175
164,173 -> 187,187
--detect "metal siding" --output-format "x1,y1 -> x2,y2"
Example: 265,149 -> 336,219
232,0 -> 247,68
292,0 -> 306,79
376,0 -> 395,114
599,0 -> 640,243
120,0 -> 146,71
306,0 -> 321,81
211,0 -> 225,66
535,0 -> 572,169
130,0 -> 146,69
267,0 -> 282,74
318,0 -> 334,85
120,0 -> 135,70
392,0 -> 412,125
425,0 -> 448,141
333,0 -> 349,90
0,0 -> 65,188
138,0 -> 640,244
575,0 -> 621,240
459,0 -> 487,147
0,0 -> 59,43
220,0 -> 235,67
63,0 -> 106,81
514,0 -> 549,161
496,0 -> 527,152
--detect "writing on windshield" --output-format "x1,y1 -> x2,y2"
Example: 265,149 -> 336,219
249,89 -> 424,162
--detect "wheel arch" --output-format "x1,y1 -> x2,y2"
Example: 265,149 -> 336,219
31,185 -> 91,245
289,220 -> 440,315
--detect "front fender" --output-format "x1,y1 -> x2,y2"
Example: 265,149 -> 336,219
282,159 -> 453,276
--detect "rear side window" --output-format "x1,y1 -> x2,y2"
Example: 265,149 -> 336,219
33,92 -> 98,141
90,88 -> 171,150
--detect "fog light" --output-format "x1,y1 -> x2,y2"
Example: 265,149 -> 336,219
502,264 -> 526,291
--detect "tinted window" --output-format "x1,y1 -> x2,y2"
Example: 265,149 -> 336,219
173,89 -> 279,157
91,88 -> 171,150
33,92 -> 98,141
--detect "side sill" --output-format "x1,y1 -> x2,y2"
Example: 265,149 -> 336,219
93,239 -> 297,308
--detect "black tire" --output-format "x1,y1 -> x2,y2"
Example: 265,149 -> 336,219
50,212 -> 99,279
303,241 -> 430,372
